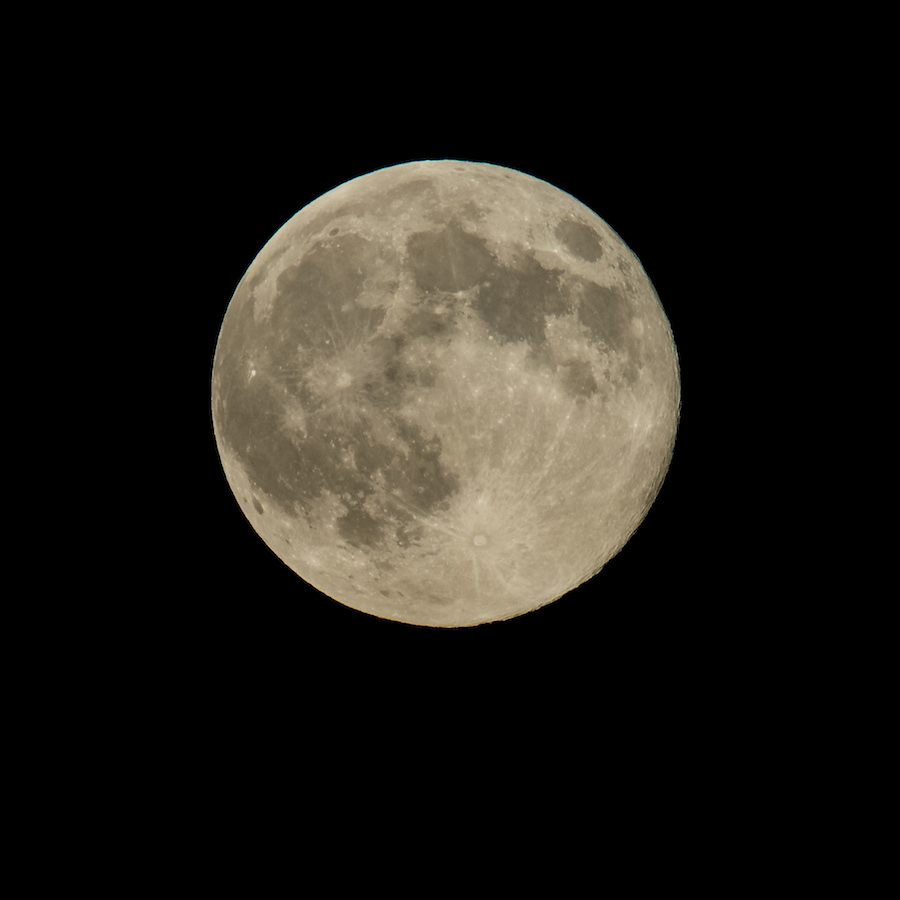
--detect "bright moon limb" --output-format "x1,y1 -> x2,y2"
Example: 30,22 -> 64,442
212,160 -> 680,626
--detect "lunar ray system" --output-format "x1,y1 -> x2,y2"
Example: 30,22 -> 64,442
211,160 -> 680,627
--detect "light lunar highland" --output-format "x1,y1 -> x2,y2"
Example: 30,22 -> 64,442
212,161 -> 680,626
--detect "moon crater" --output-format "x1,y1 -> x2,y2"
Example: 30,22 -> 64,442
212,161 -> 680,626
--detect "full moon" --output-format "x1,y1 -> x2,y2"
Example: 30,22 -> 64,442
211,161 -> 680,626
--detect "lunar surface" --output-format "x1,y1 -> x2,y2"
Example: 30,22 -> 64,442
211,160 -> 680,626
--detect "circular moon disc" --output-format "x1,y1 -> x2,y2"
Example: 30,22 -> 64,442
212,160 -> 680,627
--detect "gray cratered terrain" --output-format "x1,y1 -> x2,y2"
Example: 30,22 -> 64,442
212,160 -> 680,626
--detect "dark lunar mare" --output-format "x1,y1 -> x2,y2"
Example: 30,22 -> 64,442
555,219 -> 604,262
215,231 -> 462,550
402,218 -> 641,393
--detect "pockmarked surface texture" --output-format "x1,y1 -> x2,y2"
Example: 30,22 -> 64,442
212,161 -> 680,626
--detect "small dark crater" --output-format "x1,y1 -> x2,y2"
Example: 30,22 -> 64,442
329,227 -> 340,236
252,497 -> 265,515
555,219 -> 604,262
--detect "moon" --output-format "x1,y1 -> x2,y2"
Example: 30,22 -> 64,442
211,160 -> 680,627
